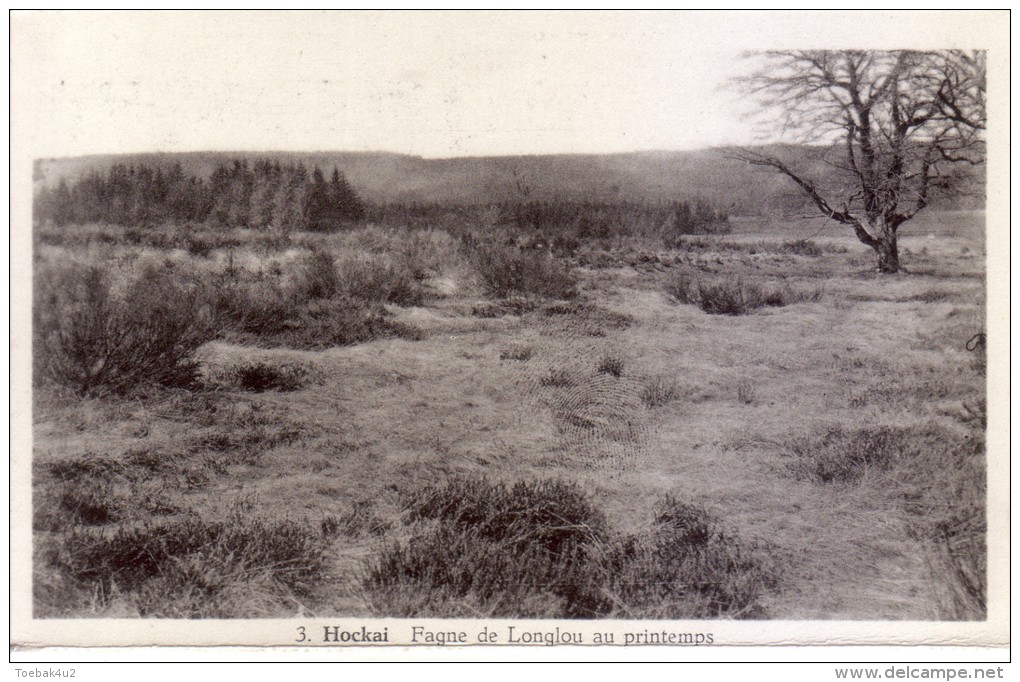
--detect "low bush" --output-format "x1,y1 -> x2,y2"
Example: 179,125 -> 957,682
207,275 -> 294,337
363,477 -> 776,619
363,522 -> 609,618
671,238 -> 845,255
391,227 -> 461,281
541,301 -> 635,330
780,239 -> 824,256
402,477 -> 608,551
466,241 -> 577,300
665,272 -> 821,315
43,514 -> 331,617
34,265 -> 212,397
209,269 -> 422,350
787,425 -> 910,484
271,299 -> 424,350
606,496 -> 777,618
693,280 -> 751,315
34,452 -> 184,533
35,479 -> 126,532
56,480 -> 125,526
471,296 -> 540,318
292,251 -> 340,301
182,230 -> 242,257
364,477 -> 610,618
212,360 -> 310,393
903,289 -> 954,303
193,421 -> 303,460
334,253 -> 424,306
664,271 -> 701,306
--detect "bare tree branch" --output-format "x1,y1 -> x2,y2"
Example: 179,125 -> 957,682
733,49 -> 985,273
727,148 -> 879,248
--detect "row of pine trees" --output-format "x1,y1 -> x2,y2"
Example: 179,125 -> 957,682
33,160 -> 366,231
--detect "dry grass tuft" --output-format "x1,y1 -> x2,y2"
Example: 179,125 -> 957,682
499,344 -> 533,362
540,368 -> 576,388
666,272 -> 822,315
786,423 -> 986,619
737,379 -> 757,405
321,500 -> 392,539
640,376 -> 682,408
787,425 -> 920,485
597,354 -> 626,378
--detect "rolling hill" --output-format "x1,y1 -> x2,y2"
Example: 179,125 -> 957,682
32,147 -> 983,216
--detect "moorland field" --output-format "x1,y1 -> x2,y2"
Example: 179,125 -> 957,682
30,153 -> 986,620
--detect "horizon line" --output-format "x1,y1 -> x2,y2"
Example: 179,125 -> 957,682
36,142 -> 815,164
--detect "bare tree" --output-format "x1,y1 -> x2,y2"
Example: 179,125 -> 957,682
734,50 -> 985,273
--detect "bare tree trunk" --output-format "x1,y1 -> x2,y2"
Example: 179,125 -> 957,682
874,231 -> 901,273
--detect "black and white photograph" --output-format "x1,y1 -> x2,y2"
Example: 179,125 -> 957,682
10,10 -> 1008,657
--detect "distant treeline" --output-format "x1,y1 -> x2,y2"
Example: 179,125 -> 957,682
499,198 -> 726,237
34,158 -> 730,241
33,160 -> 366,231
365,199 -> 728,239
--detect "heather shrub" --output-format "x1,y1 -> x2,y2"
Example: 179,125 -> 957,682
34,264 -> 212,396
402,477 -> 609,552
42,514 -> 331,617
34,454 -> 180,533
472,296 -> 540,318
780,239 -> 824,256
363,477 -> 776,619
270,298 -> 424,349
334,253 -> 424,306
220,360 -> 311,393
466,241 -> 576,300
540,368 -> 576,388
607,496 -> 777,618
292,250 -> 340,300
321,500 -> 392,539
207,275 -> 294,337
787,425 -> 910,484
364,477 -> 611,618
34,479 -> 126,532
666,272 -> 822,315
207,265 -> 422,350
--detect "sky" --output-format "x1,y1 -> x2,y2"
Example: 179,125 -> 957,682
11,11 -> 1003,159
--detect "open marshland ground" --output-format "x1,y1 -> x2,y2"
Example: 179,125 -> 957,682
31,209 -> 986,620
